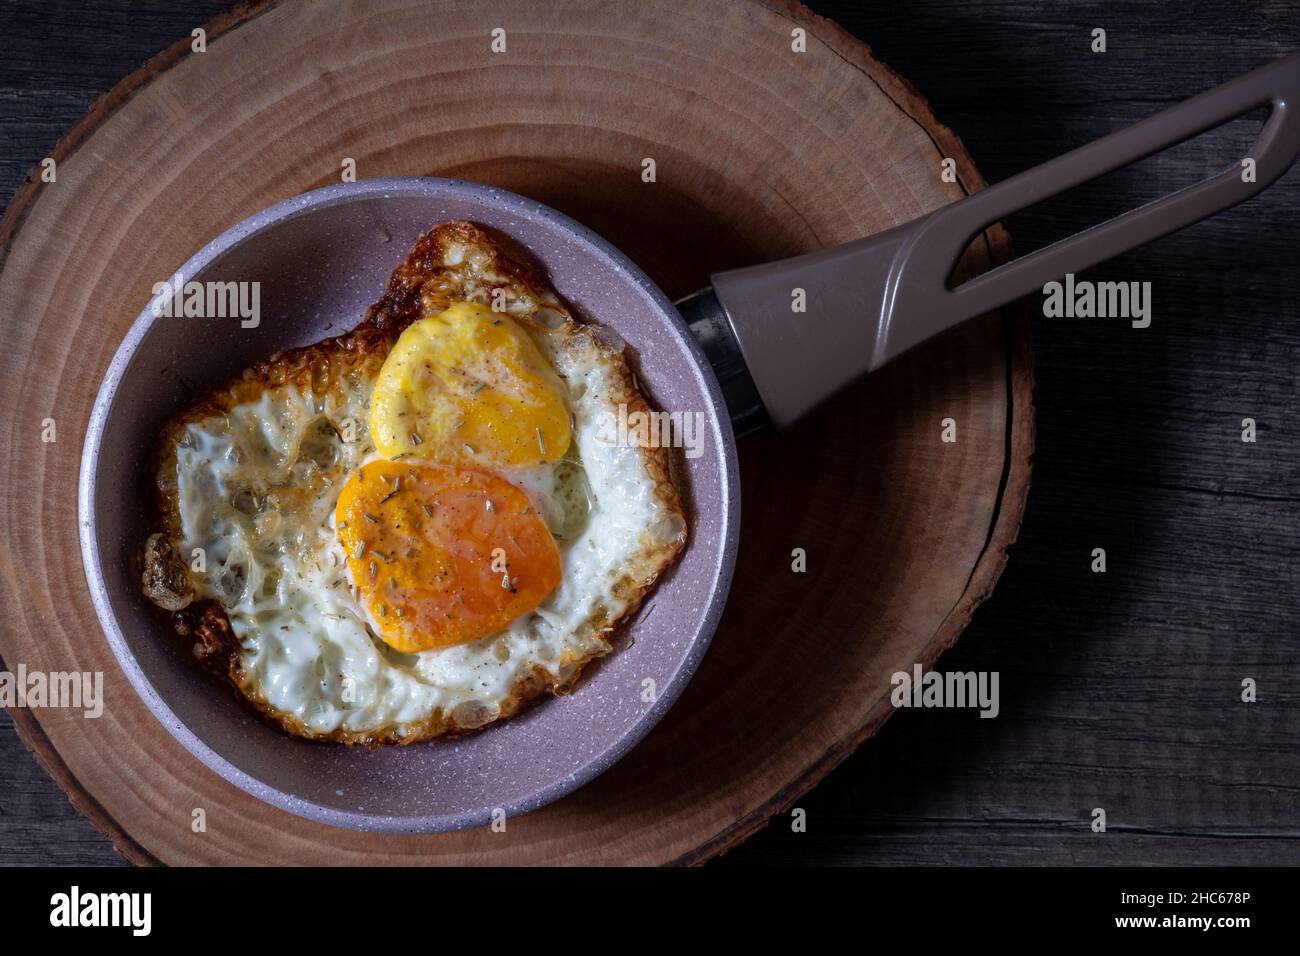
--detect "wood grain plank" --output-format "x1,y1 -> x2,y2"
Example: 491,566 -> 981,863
6,0 -> 1296,867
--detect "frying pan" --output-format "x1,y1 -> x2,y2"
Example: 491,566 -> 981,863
81,52 -> 1300,833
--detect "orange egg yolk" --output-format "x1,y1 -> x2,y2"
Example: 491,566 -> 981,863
335,460 -> 562,652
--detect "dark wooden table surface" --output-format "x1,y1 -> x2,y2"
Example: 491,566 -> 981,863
2,0 -> 1297,866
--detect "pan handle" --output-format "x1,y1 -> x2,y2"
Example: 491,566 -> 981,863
701,50 -> 1300,429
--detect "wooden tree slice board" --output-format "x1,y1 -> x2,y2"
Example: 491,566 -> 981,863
0,0 -> 1033,864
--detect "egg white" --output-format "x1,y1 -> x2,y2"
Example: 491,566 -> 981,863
171,331 -> 684,740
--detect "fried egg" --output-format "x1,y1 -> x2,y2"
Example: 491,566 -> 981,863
142,222 -> 686,745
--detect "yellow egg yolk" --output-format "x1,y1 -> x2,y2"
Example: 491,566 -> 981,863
369,301 -> 571,468
335,460 -> 562,652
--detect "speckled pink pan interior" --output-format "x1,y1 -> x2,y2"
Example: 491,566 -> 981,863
80,179 -> 739,833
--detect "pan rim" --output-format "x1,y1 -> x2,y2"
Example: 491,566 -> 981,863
77,176 -> 741,834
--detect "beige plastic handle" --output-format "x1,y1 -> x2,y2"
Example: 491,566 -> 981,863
703,51 -> 1300,429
